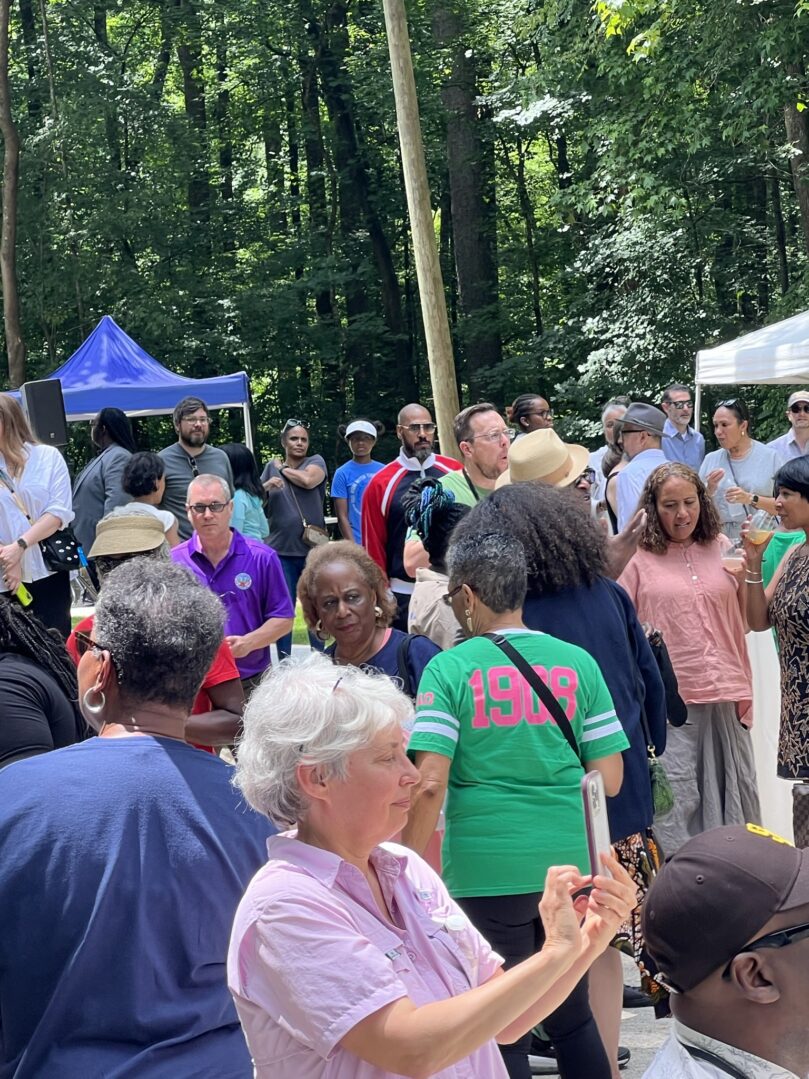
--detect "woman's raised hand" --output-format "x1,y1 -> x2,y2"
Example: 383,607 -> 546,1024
537,866 -> 586,959
578,853 -> 638,958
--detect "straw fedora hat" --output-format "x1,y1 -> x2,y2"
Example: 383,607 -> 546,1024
496,428 -> 590,489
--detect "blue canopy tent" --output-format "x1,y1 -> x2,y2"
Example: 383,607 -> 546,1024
31,316 -> 254,448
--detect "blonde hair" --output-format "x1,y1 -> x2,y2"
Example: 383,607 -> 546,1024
0,395 -> 37,478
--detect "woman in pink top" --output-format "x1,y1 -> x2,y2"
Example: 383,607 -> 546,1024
227,653 -> 636,1079
619,462 -> 760,854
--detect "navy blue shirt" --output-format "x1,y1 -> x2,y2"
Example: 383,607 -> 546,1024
0,736 -> 275,1078
523,577 -> 667,840
328,628 -> 441,699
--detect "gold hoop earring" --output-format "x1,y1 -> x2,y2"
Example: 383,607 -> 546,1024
315,619 -> 323,634
374,604 -> 384,621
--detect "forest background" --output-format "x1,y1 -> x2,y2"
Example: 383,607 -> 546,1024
2,0 -> 809,473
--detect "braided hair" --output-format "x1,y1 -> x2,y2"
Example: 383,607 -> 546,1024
0,598 -> 79,704
402,478 -> 470,571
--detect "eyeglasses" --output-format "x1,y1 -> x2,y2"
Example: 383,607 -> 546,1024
789,403 -> 809,414
442,583 -> 464,607
721,920 -> 809,981
527,409 -> 553,420
620,428 -> 645,436
73,628 -> 122,679
403,423 -> 436,435
716,398 -> 740,409
467,427 -> 510,444
667,400 -> 693,410
187,500 -> 231,515
576,468 -> 596,484
283,418 -> 309,431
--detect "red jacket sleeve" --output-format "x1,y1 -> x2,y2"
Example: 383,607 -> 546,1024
361,472 -> 389,580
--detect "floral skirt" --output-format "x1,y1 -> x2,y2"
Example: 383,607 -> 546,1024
612,829 -> 670,1015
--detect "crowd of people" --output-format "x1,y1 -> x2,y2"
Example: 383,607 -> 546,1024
0,381 -> 808,1078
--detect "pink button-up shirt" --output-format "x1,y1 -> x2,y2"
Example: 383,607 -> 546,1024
619,537 -> 753,723
228,834 -> 507,1078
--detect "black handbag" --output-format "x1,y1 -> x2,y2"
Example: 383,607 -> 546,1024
0,469 -> 83,572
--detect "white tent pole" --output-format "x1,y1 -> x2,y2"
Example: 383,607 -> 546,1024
243,402 -> 255,453
694,381 -> 702,434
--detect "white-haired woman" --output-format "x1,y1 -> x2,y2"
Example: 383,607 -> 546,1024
228,653 -> 636,1079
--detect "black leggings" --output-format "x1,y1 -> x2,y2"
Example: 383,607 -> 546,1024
26,572 -> 72,639
458,891 -> 611,1079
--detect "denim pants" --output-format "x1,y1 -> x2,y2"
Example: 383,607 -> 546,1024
277,554 -> 325,660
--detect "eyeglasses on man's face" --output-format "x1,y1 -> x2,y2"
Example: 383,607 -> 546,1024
721,920 -> 809,981
789,403 -> 809,415
467,427 -> 510,444
403,423 -> 436,435
187,500 -> 231,516
181,412 -> 209,427
667,400 -> 693,410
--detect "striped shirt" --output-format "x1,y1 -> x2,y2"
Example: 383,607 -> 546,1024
408,629 -> 628,897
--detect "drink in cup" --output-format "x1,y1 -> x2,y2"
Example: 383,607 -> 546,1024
748,510 -> 778,545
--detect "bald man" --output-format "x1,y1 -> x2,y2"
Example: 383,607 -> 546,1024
361,404 -> 461,630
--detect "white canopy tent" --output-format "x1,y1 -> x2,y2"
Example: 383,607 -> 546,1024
694,309 -> 809,430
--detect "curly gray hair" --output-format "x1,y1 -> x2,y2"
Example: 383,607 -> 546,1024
447,530 -> 527,613
93,558 -> 225,709
233,653 -> 413,827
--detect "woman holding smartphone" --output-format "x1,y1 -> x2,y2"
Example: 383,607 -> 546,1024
403,530 -> 628,1079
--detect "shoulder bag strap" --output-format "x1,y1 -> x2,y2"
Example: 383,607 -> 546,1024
396,634 -> 414,698
0,468 -> 33,525
483,632 -> 584,767
462,469 -> 481,502
723,451 -> 751,516
279,466 -> 309,526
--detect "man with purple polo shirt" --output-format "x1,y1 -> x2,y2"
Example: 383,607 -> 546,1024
172,474 -> 294,690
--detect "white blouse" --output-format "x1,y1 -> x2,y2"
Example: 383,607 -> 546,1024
0,443 -> 74,586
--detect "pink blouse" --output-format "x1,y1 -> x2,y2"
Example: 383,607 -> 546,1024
619,538 -> 753,724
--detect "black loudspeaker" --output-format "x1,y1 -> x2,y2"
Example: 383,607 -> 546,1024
20,379 -> 69,447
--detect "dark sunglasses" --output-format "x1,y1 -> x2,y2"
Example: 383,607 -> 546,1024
789,402 -> 809,414
716,398 -> 740,409
442,583 -> 464,607
185,454 -> 199,477
283,418 -> 309,432
721,920 -> 809,981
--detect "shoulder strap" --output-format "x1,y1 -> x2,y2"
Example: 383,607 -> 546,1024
462,469 -> 481,502
0,468 -> 33,524
682,1045 -> 750,1079
279,468 -> 308,526
396,634 -> 414,699
723,451 -> 751,515
484,632 -> 583,767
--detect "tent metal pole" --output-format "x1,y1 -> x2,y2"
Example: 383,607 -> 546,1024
243,402 -> 255,453
694,382 -> 702,434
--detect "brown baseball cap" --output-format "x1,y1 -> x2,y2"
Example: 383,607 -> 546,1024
642,824 -> 809,994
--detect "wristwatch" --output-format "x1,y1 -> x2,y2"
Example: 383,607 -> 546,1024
751,494 -> 759,505
16,537 -> 28,552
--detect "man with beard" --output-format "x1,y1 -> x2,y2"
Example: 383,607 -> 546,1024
159,397 -> 234,541
362,403 -> 461,630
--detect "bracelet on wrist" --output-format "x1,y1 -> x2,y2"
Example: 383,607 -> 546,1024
745,576 -> 763,584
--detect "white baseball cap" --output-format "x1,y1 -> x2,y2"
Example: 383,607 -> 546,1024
345,420 -> 377,439
788,390 -> 809,407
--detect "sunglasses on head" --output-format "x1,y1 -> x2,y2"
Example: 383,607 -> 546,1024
283,418 -> 309,432
716,398 -> 740,409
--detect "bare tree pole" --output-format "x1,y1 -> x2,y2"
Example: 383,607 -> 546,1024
381,0 -> 460,459
0,0 -> 27,386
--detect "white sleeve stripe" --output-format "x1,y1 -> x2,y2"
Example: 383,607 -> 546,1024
410,722 -> 459,743
413,709 -> 460,728
581,721 -> 625,743
583,709 -> 618,726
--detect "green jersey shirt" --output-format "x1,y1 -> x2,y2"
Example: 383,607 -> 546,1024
408,629 -> 628,897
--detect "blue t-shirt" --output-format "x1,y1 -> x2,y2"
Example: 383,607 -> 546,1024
0,736 -> 276,1078
231,488 -> 269,542
327,628 -> 440,699
331,459 -> 384,543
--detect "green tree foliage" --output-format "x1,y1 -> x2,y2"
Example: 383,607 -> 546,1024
2,0 -> 808,472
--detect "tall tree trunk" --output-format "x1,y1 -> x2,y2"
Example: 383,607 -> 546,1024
17,0 -> 42,120
784,63 -> 809,257
770,165 -> 789,295
432,2 -> 501,396
93,5 -> 122,171
214,16 -> 234,255
502,134 -> 542,335
285,79 -> 303,279
0,0 -> 26,384
263,111 -> 287,235
176,0 -> 211,253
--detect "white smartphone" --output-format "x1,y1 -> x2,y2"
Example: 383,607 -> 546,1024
581,770 -> 613,879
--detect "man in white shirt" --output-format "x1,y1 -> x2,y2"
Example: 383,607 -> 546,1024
768,390 -> 809,464
642,825 -> 809,1079
615,402 -> 668,530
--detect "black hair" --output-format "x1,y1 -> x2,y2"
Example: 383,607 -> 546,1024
775,456 -> 809,502
0,598 -> 83,722
95,408 -> 137,454
122,451 -> 165,498
713,397 -> 751,429
507,393 -> 549,432
451,482 -> 607,595
402,478 -> 470,571
337,419 -> 385,440
221,442 -> 265,501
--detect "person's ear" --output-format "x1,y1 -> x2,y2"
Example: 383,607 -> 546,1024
459,439 -> 472,460
461,583 -> 476,610
727,953 -> 781,1005
296,762 -> 330,805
